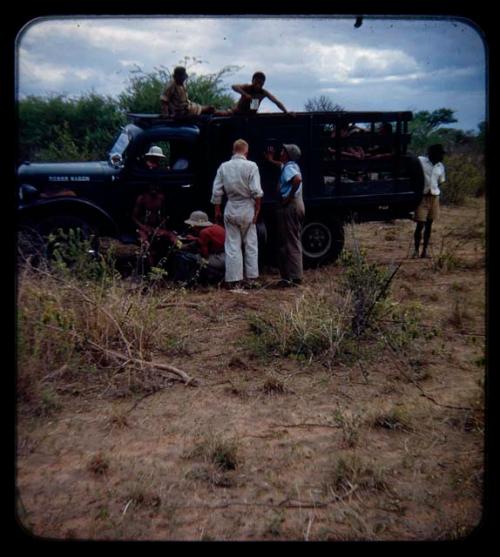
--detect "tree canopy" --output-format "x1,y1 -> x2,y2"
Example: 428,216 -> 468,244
408,108 -> 459,154
304,95 -> 344,112
18,59 -> 240,162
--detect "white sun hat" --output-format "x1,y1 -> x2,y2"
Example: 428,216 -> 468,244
184,210 -> 213,227
145,145 -> 166,158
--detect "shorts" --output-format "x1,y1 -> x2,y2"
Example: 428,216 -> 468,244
187,102 -> 203,116
415,194 -> 440,222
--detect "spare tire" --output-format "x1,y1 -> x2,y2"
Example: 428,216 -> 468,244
401,154 -> 425,195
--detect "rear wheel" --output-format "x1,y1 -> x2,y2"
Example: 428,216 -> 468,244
302,218 -> 344,268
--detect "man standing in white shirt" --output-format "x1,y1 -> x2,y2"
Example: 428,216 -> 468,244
211,139 -> 264,289
413,144 -> 446,258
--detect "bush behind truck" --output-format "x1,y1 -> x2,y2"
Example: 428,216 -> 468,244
17,111 -> 424,269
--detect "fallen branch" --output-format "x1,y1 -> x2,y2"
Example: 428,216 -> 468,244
270,422 -> 340,430
90,343 -> 198,386
172,486 -> 358,511
38,323 -> 199,387
156,302 -> 203,310
40,364 -> 69,384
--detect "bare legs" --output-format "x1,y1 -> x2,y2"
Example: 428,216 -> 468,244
413,220 -> 433,258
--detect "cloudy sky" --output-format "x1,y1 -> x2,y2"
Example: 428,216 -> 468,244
16,15 -> 487,131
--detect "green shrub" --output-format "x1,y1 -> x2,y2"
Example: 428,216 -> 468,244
339,246 -> 393,336
48,227 -> 118,283
441,153 -> 485,205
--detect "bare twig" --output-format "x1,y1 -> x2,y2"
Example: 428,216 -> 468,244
28,265 -> 134,359
377,326 -> 473,412
40,364 -> 69,384
37,323 -> 198,386
90,344 -> 199,386
270,422 -> 340,430
122,499 -> 133,516
156,302 -> 203,309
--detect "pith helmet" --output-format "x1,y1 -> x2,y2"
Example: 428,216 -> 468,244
145,145 -> 166,158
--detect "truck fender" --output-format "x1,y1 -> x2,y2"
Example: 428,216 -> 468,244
18,197 -> 119,237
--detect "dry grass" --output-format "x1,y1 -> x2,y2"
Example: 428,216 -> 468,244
16,198 -> 486,541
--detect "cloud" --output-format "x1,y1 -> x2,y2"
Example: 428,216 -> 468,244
15,16 -> 486,130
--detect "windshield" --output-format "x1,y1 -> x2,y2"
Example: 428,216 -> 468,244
109,129 -> 130,156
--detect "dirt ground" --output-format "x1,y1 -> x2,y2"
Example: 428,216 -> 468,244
16,198 -> 486,541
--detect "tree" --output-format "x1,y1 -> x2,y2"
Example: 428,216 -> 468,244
477,121 -> 486,150
408,108 -> 458,154
18,59 -> 241,162
304,95 -> 344,112
18,93 -> 125,162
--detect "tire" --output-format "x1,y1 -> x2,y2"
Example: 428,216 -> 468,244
301,218 -> 344,268
17,219 -> 46,266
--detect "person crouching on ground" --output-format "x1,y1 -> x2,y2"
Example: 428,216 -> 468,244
211,139 -> 263,289
413,144 -> 446,258
264,143 -> 305,287
176,210 -> 226,285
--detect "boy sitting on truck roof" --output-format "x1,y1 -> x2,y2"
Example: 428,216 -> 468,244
231,72 -> 289,114
160,66 -> 216,119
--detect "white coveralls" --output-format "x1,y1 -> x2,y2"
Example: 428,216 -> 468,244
211,154 -> 263,283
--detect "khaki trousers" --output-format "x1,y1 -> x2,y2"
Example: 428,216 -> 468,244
276,196 -> 305,281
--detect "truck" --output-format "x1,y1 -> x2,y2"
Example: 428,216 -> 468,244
17,111 -> 424,268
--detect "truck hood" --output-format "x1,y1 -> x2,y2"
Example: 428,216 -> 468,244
17,161 -> 114,184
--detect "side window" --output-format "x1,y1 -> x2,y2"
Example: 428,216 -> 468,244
134,139 -> 193,173
133,141 -> 171,172
153,141 -> 171,167
169,140 -> 192,172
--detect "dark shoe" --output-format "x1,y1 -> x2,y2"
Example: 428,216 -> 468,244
223,281 -> 241,290
421,251 -> 431,259
411,250 -> 419,259
274,279 -> 297,288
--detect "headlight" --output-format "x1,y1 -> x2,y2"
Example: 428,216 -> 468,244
19,184 -> 39,202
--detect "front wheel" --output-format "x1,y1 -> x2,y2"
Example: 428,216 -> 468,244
36,214 -> 100,264
301,218 -> 344,268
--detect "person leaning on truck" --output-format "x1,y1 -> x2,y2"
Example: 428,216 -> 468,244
211,139 -> 264,289
231,72 -> 289,114
160,66 -> 215,118
412,143 -> 446,259
264,143 -> 305,287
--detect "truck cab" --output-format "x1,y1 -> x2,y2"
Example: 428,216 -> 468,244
17,111 -> 424,267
